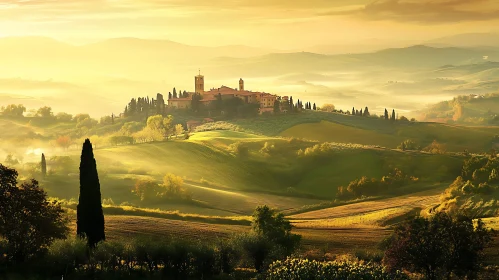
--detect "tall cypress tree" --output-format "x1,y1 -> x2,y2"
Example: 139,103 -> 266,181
352,107 -> 355,115
41,153 -> 46,177
384,108 -> 389,120
313,103 -> 316,110
77,139 -> 105,247
391,109 -> 396,121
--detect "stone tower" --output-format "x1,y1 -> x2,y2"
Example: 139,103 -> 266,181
195,70 -> 204,93
239,78 -> 244,91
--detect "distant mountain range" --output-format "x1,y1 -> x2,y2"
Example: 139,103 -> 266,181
0,35 -> 498,116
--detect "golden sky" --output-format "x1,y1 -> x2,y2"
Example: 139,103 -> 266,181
1,0 -> 499,48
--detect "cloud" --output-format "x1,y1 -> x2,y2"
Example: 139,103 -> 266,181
322,0 -> 499,23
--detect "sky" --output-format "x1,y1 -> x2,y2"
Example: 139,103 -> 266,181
1,0 -> 499,49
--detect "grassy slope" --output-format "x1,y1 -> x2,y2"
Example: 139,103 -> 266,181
273,113 -> 499,152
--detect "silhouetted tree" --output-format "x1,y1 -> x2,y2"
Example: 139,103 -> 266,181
360,108 -> 363,116
313,103 -> 316,110
173,88 -> 177,99
391,109 -> 396,121
352,107 -> 355,115
168,92 -> 172,100
385,108 -> 389,120
364,107 -> 370,117
273,100 -> 280,113
191,93 -> 202,113
289,96 -> 294,111
0,164 -> 68,262
77,139 -> 105,247
41,153 -> 46,177
383,213 -> 494,280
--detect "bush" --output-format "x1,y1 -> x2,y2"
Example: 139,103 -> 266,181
266,258 -> 409,280
228,142 -> 249,157
397,139 -> 420,151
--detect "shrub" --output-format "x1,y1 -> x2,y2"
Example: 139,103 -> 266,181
397,139 -> 420,151
266,258 -> 409,280
228,142 -> 249,157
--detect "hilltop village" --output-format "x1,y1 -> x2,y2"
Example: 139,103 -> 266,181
167,73 -> 289,114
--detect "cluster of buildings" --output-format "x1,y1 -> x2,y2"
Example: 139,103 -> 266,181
168,72 -> 285,114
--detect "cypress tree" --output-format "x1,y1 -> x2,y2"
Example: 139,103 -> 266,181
384,108 -> 389,120
289,96 -> 294,110
392,109 -> 396,121
111,113 -> 114,124
313,103 -> 316,110
173,88 -> 177,98
41,153 -> 46,177
77,139 -> 105,247
360,108 -> 363,116
364,107 -> 370,117
352,107 -> 355,115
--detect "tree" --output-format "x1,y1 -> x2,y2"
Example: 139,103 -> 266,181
168,92 -> 173,100
289,96 -> 294,111
313,103 -> 316,110
146,114 -> 173,140
364,106 -> 370,117
36,106 -> 54,118
0,164 -> 69,262
56,135 -> 72,150
1,104 -> 26,117
173,88 -> 177,98
252,205 -> 301,255
191,93 -> 202,112
41,153 -> 47,177
132,179 -> 159,201
55,112 -> 73,122
320,104 -> 335,112
385,108 -> 389,120
391,109 -> 396,121
360,108 -> 363,116
273,100 -> 280,113
352,107 -> 355,115
77,139 -> 105,247
174,124 -> 185,138
383,213 -> 494,280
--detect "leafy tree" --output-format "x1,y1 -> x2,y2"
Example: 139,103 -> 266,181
55,112 -> 73,122
55,135 -> 72,150
120,121 -> 143,136
1,104 -> 26,117
41,153 -> 47,177
252,205 -> 301,255
397,140 -> 420,151
174,124 -> 185,138
191,93 -> 202,112
399,116 -> 409,122
383,213 -> 494,280
273,100 -> 280,113
320,104 -> 335,112
146,114 -> 173,140
0,164 -> 69,262
35,106 -> 53,118
77,139 -> 105,247
132,179 -> 159,201
423,140 -> 446,154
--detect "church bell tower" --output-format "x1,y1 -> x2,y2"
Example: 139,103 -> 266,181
239,78 -> 244,91
195,69 -> 204,93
